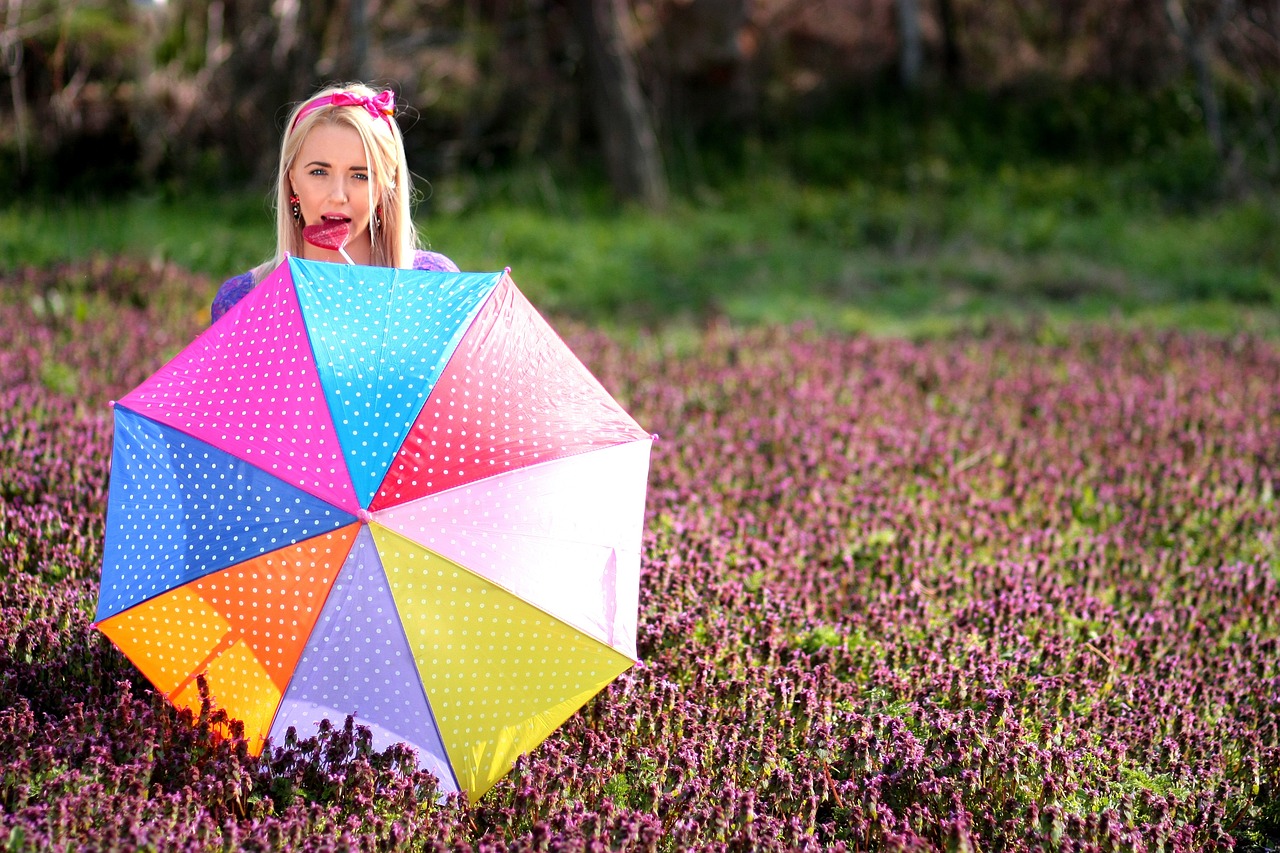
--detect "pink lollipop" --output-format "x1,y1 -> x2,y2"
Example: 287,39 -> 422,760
303,220 -> 354,263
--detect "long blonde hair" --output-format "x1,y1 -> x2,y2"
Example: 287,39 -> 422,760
259,83 -> 419,275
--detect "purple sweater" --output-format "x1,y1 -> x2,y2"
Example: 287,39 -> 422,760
210,250 -> 460,324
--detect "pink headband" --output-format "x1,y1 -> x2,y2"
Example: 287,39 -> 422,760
291,90 -> 396,131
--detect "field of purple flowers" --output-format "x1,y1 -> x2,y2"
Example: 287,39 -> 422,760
2,257 -> 1279,851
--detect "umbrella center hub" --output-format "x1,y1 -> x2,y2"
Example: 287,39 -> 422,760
357,508 -> 374,524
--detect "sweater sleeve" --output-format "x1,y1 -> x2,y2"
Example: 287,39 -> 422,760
210,271 -> 256,324
412,250 -> 460,273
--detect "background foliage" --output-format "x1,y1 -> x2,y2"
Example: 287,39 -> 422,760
3,0 -> 1280,199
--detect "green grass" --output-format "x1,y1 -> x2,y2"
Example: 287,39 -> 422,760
4,156 -> 1279,337
0,193 -> 274,281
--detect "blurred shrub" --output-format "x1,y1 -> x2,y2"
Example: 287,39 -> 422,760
767,80 -> 1245,212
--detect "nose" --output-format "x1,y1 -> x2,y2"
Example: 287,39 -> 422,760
328,176 -> 348,203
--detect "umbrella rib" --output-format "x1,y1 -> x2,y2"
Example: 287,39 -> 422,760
365,276 -> 503,508
377,436 -> 652,512
378,584 -> 466,795
375,525 -> 639,662
365,276 -> 440,504
167,630 -> 240,703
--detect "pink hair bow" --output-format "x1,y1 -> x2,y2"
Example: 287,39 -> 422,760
292,90 -> 396,131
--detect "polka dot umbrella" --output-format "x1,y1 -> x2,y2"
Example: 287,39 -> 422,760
93,257 -> 653,802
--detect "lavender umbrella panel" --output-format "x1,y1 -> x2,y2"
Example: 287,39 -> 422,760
94,257 -> 653,802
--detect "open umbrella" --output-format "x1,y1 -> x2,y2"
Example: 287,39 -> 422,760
93,257 -> 652,802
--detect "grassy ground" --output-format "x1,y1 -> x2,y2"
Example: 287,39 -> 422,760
3,257 -> 1279,848
4,110 -> 1280,847
3,152 -> 1279,338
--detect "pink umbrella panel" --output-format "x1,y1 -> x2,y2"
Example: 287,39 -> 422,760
94,257 -> 653,802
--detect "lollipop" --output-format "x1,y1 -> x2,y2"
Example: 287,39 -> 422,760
303,220 -> 354,263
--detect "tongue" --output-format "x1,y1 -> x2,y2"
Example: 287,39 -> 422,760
303,220 -> 351,253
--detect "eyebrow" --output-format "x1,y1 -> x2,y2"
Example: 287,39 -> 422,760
303,161 -> 369,171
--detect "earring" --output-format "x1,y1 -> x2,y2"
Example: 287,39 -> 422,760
289,192 -> 301,222
374,205 -> 383,230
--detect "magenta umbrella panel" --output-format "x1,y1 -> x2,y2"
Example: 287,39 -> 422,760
95,257 -> 653,802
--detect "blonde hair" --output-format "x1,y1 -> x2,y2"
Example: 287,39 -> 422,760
261,83 -> 419,275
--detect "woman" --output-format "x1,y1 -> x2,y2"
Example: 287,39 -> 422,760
211,83 -> 457,323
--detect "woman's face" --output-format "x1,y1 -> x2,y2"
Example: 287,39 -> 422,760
289,122 -> 375,264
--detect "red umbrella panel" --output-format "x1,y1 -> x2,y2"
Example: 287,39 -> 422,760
95,257 -> 653,801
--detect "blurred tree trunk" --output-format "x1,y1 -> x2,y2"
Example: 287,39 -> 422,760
346,0 -> 371,82
220,0 -> 330,181
896,0 -> 922,89
652,0 -> 757,132
936,0 -> 962,83
570,0 -> 668,209
2,0 -> 30,173
1163,0 -> 1237,163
